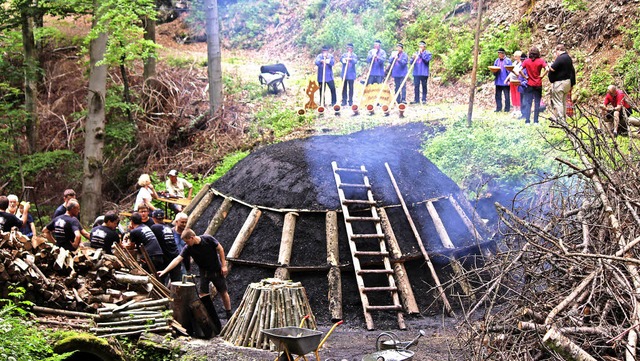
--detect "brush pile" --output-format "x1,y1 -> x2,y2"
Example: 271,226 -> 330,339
462,108 -> 640,360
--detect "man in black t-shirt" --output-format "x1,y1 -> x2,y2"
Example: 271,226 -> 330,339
43,199 -> 82,251
158,228 -> 232,318
128,212 -> 164,272
136,205 -> 155,227
89,211 -> 121,254
150,209 -> 181,283
547,44 -> 576,122
0,196 -> 29,232
52,189 -> 76,219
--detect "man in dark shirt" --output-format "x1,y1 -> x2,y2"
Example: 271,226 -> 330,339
136,205 -> 155,227
43,199 -> 82,251
0,196 -> 29,232
150,209 -> 181,283
89,211 -> 120,254
547,44 -> 576,122
52,189 -> 76,219
158,228 -> 232,318
128,212 -> 164,272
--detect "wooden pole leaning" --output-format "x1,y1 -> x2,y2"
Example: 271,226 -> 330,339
384,162 -> 455,317
319,57 -> 327,110
357,55 -> 377,106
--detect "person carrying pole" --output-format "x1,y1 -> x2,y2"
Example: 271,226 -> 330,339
315,46 -> 336,107
392,49 -> 420,108
340,43 -> 358,106
411,41 -> 432,104
366,40 -> 387,85
389,43 -> 409,104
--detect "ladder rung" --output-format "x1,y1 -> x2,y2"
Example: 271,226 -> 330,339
366,305 -> 403,311
335,167 -> 367,174
342,199 -> 377,205
354,251 -> 389,257
346,217 -> 381,223
339,183 -> 370,189
351,234 -> 385,239
362,286 -> 398,293
357,269 -> 394,275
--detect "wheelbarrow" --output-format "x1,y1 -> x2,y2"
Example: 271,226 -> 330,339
361,329 -> 426,361
262,315 -> 343,361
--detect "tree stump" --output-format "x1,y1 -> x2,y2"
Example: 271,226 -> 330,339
220,278 -> 316,350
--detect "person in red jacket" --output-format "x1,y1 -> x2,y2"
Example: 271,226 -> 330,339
599,85 -> 632,137
519,47 -> 547,124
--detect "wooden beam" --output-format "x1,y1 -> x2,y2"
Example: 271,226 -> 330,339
326,211 -> 342,321
227,208 -> 262,260
425,201 -> 455,249
183,183 -> 210,214
186,189 -> 216,230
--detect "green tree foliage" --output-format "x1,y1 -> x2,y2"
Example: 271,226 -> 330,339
590,68 -> 614,95
615,19 -> 640,91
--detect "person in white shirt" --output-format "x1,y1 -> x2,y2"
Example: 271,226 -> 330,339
165,169 -> 193,212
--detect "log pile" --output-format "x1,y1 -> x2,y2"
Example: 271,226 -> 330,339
0,229 -> 175,337
461,112 -> 640,360
220,278 -> 316,350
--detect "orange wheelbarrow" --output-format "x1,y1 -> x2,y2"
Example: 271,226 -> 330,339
262,315 -> 343,361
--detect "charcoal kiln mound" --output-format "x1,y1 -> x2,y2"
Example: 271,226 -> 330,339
188,122 -> 494,329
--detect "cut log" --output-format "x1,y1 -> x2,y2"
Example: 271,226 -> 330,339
183,183 -> 210,214
114,273 -> 149,285
425,201 -> 455,249
542,327 -> 597,361
205,197 -> 233,236
379,208 -> 419,314
32,305 -> 97,318
227,208 -> 262,260
277,212 -> 298,266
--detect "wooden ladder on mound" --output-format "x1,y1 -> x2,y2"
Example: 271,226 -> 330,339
331,161 -> 405,330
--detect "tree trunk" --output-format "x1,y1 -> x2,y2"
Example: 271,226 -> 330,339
21,11 -> 38,154
81,4 -> 108,226
466,0 -> 484,126
142,16 -> 156,80
205,0 -> 222,115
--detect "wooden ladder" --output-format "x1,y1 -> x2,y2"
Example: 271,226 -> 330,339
331,161 -> 405,330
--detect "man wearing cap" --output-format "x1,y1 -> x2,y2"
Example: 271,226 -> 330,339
43,199 -> 82,251
366,40 -> 387,85
53,189 -> 76,219
314,46 -> 336,107
493,48 -> 512,113
340,43 -> 358,106
150,210 -> 182,283
412,41 -> 432,105
547,44 -> 576,122
165,170 -> 193,213
389,43 -> 409,104
89,211 -> 120,254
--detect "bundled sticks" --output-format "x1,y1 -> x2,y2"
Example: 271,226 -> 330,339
220,278 -> 316,350
460,107 -> 640,360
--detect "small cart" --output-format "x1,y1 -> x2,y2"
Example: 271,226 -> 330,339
262,317 -> 343,361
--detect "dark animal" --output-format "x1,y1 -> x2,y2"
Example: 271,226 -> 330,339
259,63 -> 290,94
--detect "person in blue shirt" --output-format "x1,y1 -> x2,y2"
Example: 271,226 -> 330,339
366,40 -> 387,85
315,46 -> 336,107
412,41 -> 432,104
389,43 -> 409,104
494,47 -> 513,112
340,43 -> 358,106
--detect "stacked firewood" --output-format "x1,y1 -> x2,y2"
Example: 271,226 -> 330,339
461,111 -> 640,361
0,229 -> 171,326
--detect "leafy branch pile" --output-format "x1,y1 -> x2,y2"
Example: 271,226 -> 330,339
458,106 -> 640,360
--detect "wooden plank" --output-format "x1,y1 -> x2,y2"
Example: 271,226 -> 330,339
385,162 -> 455,317
205,197 -> 233,236
426,201 -> 455,249
185,189 -> 216,230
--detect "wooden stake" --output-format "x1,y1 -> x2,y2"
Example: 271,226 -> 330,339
326,211 -> 343,321
379,208 -> 419,314
228,208 -> 262,260
425,201 -> 455,249
183,183 -> 210,214
186,189 -> 216,230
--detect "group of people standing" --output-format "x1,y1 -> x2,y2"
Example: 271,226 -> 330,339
493,44 -> 576,124
315,40 -> 432,107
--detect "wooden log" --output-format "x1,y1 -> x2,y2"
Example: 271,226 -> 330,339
183,183 -> 210,215
379,208 -> 419,314
326,211 -> 342,321
23,256 -> 51,286
185,188 -> 216,230
97,325 -> 171,338
227,208 -> 262,260
92,321 -> 170,334
205,197 -> 233,236
32,305 -> 97,318
449,258 -> 474,299
448,196 -> 483,242
278,212 -> 298,266
385,163 -> 455,317
542,326 -> 597,361
425,201 -> 455,249
114,273 -> 149,285
97,317 -> 170,327
273,268 -> 289,280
